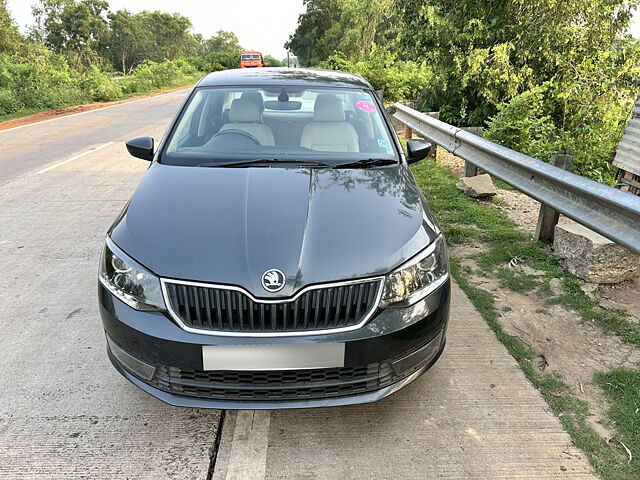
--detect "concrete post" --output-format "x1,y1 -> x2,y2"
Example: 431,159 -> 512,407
464,162 -> 478,177
535,154 -> 573,242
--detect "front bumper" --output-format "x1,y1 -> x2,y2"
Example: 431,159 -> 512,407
99,279 -> 450,409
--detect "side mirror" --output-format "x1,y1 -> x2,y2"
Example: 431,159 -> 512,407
406,139 -> 433,164
126,136 -> 154,161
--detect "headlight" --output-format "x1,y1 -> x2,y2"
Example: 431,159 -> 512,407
380,235 -> 449,308
99,238 -> 165,311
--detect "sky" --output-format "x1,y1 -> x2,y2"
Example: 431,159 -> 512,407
6,0 -> 306,60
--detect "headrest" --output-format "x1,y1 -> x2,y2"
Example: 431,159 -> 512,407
229,98 -> 261,123
313,94 -> 345,122
241,91 -> 264,112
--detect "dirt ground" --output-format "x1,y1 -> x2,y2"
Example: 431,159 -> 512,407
0,85 -> 190,131
435,147 -> 640,440
435,148 -> 640,321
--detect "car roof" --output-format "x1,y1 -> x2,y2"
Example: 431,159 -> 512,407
196,68 -> 373,90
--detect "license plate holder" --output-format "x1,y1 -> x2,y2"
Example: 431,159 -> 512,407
202,343 -> 345,371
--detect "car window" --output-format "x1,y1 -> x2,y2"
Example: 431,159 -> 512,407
162,86 -> 398,167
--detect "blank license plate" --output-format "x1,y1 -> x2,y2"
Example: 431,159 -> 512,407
202,343 -> 345,371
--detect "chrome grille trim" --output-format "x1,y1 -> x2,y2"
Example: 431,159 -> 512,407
160,276 -> 384,337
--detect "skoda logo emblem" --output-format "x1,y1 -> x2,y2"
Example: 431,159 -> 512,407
261,269 -> 285,292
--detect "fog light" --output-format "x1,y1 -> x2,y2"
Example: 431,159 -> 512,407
390,330 -> 444,376
107,335 -> 156,381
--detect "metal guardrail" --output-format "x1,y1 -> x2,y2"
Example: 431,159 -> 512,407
394,103 -> 640,254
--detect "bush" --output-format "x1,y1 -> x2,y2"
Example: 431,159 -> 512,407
485,82 -> 629,184
121,58 -> 199,94
318,47 -> 433,103
203,51 -> 239,71
0,88 -> 21,114
80,66 -> 123,102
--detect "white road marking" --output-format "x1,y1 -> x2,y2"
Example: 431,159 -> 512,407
34,142 -> 114,174
0,88 -> 189,134
224,410 -> 271,480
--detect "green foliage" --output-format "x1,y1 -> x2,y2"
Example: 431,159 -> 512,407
287,0 -> 398,66
263,55 -> 285,67
204,30 -> 242,55
119,58 -> 198,94
0,0 -> 22,55
79,64 -> 121,101
485,56 -> 638,184
203,51 -> 239,72
0,88 -> 21,114
594,368 -> 640,479
319,47 -> 433,102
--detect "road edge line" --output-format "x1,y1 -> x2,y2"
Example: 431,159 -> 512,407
34,142 -> 114,175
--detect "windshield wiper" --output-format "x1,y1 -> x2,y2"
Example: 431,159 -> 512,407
332,158 -> 398,169
197,158 -> 332,168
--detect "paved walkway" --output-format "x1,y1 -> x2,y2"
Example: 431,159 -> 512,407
212,282 -> 596,480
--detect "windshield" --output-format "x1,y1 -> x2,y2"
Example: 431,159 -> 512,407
162,86 -> 399,167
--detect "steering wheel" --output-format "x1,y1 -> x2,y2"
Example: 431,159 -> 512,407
212,129 -> 261,145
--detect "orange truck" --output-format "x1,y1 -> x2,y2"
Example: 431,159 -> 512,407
240,51 -> 265,68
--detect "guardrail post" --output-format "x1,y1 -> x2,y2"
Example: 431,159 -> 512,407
534,155 -> 573,242
404,124 -> 413,140
464,161 -> 478,177
403,101 -> 415,139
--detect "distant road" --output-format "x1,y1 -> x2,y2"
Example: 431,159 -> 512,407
0,89 -> 189,184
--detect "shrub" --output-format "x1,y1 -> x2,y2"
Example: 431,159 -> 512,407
203,51 -> 239,71
0,88 -> 21,114
318,47 -> 433,103
485,81 -> 629,184
121,58 -> 199,94
80,66 -> 123,102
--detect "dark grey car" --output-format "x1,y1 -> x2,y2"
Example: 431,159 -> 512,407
99,68 -> 450,409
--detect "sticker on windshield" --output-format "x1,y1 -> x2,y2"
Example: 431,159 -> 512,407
362,94 -> 372,101
377,139 -> 391,148
355,100 -> 376,112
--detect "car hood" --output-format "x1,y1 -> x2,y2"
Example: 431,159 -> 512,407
110,162 -> 436,298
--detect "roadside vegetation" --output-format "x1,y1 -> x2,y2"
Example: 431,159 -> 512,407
410,156 -> 640,480
0,0 -> 285,121
288,0 -> 640,183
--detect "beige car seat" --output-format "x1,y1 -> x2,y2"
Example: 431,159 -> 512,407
220,98 -> 275,145
300,94 -> 359,152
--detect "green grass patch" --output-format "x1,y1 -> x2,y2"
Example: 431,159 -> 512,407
412,157 -> 640,479
411,157 -> 640,347
496,267 -> 540,293
594,368 -> 640,479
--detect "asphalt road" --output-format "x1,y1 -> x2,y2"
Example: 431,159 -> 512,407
0,90 -> 187,183
0,93 -> 596,479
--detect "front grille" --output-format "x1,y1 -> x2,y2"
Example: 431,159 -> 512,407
151,363 -> 394,401
163,279 -> 382,334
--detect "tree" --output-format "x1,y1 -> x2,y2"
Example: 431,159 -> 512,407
396,0 -> 640,125
204,30 -> 242,54
0,0 -> 22,54
31,0 -> 110,69
286,0 -> 397,66
141,11 -> 201,61
107,10 -> 152,73
263,55 -> 284,67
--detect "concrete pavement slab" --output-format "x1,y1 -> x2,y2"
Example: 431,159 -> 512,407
212,282 -> 596,480
0,137 -> 220,478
